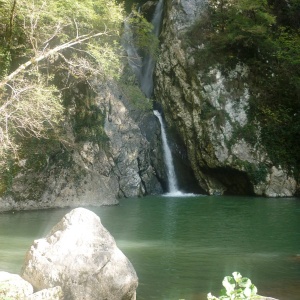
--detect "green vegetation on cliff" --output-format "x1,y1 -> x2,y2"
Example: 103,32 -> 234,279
0,0 -> 125,196
189,0 -> 300,178
0,0 -> 157,197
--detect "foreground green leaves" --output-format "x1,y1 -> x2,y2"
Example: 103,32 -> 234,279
208,272 -> 258,300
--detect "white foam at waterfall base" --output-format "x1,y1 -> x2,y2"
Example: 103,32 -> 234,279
163,191 -> 198,198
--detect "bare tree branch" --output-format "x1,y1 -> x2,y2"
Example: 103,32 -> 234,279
0,29 -> 111,88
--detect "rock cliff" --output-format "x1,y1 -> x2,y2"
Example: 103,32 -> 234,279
154,0 -> 297,196
0,77 -> 163,211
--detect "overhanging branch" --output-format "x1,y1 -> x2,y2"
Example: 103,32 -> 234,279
0,29 -> 110,89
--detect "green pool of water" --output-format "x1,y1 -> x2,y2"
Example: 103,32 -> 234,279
1,195 -> 299,299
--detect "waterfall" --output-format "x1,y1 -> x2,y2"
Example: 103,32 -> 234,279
122,18 -> 142,82
124,0 -> 188,196
154,110 -> 180,194
147,1 -> 182,195
142,1 -> 182,195
140,0 -> 164,98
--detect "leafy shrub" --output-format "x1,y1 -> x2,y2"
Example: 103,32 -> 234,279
207,272 -> 258,300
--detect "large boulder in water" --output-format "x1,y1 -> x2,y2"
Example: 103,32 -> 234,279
21,207 -> 138,300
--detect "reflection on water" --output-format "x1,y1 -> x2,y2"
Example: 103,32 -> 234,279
0,196 -> 300,299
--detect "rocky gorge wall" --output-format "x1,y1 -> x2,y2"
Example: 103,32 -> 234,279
1,0 -> 298,209
154,0 -> 298,196
0,75 -> 164,211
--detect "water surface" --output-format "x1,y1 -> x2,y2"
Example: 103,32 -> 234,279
0,195 -> 299,299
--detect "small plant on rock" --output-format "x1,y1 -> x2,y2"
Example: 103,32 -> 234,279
207,272 -> 258,300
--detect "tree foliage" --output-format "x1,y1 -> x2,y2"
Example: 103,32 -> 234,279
127,7 -> 159,58
0,0 -> 124,165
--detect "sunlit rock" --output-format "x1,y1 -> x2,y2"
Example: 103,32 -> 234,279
21,207 -> 138,300
27,286 -> 63,300
0,271 -> 33,299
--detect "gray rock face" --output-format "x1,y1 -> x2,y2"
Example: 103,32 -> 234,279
264,166 -> 297,197
154,0 -> 297,196
99,81 -> 162,197
21,207 -> 138,300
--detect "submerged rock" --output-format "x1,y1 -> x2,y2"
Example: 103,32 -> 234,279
256,297 -> 278,300
21,207 -> 138,300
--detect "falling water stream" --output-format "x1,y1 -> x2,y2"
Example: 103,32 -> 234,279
136,0 -> 184,194
153,110 -> 179,194
140,0 -> 164,98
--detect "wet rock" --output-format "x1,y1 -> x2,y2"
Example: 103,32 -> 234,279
141,1 -> 158,20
